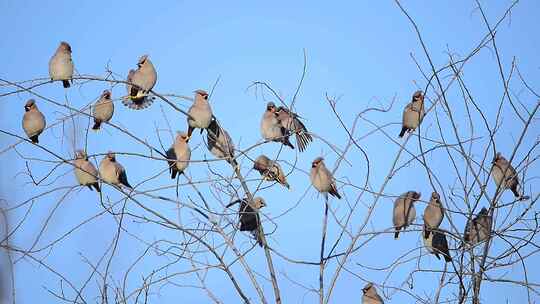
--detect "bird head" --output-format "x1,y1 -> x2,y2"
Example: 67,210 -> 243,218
176,131 -> 189,143
137,55 -> 149,67
412,90 -> 423,102
102,90 -> 112,99
24,99 -> 36,112
266,102 -> 276,112
312,157 -> 324,168
252,197 -> 266,209
412,191 -> 422,200
431,191 -> 440,200
362,282 -> 373,294
106,151 -> 116,161
492,152 -> 502,164
75,150 -> 87,160
194,89 -> 209,100
59,41 -> 72,53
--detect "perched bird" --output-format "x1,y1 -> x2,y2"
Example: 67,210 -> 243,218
99,152 -> 132,188
260,102 -> 294,149
92,90 -> 114,130
253,155 -> 290,189
393,191 -> 421,239
206,118 -> 236,166
423,192 -> 444,238
399,90 -> 425,137
49,41 -> 74,88
166,132 -> 191,179
275,106 -> 312,152
464,207 -> 492,245
227,197 -> 267,247
123,55 -> 157,110
187,90 -> 213,140
491,152 -> 526,199
362,282 -> 384,304
73,150 -> 100,192
423,227 -> 452,262
22,99 -> 46,143
310,157 -> 341,199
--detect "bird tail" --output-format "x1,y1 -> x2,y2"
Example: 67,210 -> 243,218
423,225 -> 431,239
329,186 -> 342,199
283,138 -> 295,149
62,80 -> 70,88
92,183 -> 101,192
394,229 -> 400,239
399,127 -> 407,138
92,119 -> 101,130
443,253 -> 452,263
30,135 -> 39,144
122,96 -> 154,110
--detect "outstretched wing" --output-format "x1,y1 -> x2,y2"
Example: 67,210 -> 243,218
277,107 -> 312,152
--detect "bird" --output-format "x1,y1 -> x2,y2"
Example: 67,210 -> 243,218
166,132 -> 191,179
253,155 -> 290,189
399,90 -> 425,137
260,102 -> 294,149
227,197 -> 267,247
92,90 -> 114,130
206,118 -> 237,166
73,150 -> 100,192
99,151 -> 132,188
393,191 -> 421,239
22,99 -> 46,144
49,41 -> 74,88
464,207 -> 492,245
491,152 -> 527,199
274,106 -> 312,152
362,282 -> 384,304
123,55 -> 157,110
310,157 -> 341,199
187,90 -> 213,141
423,227 -> 452,262
423,192 -> 444,238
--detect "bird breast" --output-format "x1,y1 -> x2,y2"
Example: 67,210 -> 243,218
93,99 -> 114,121
22,111 -> 46,137
132,65 -> 157,91
174,144 -> 191,171
310,167 -> 331,192
188,104 -> 213,128
99,161 -> 119,184
261,112 -> 281,139
49,53 -> 74,80
74,160 -> 98,185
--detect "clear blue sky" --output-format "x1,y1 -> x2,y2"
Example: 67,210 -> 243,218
1,1 -> 539,303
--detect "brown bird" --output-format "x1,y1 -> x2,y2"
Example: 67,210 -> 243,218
227,197 -> 267,247
491,152 -> 526,199
423,192 -> 444,238
399,90 -> 425,137
464,207 -> 492,246
423,227 -> 451,262
123,55 -> 157,110
22,99 -> 46,143
253,155 -> 290,189
260,102 -> 294,149
207,118 -> 237,166
73,150 -> 100,192
166,132 -> 191,179
99,152 -> 132,188
393,191 -> 421,239
92,90 -> 114,130
362,282 -> 384,304
187,90 -> 213,140
275,106 -> 312,152
310,157 -> 341,199
49,41 -> 74,88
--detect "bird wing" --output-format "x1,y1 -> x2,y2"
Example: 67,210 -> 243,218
166,147 -> 177,174
116,164 -> 132,188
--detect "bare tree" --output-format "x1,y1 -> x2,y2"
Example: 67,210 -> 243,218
0,1 -> 538,303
